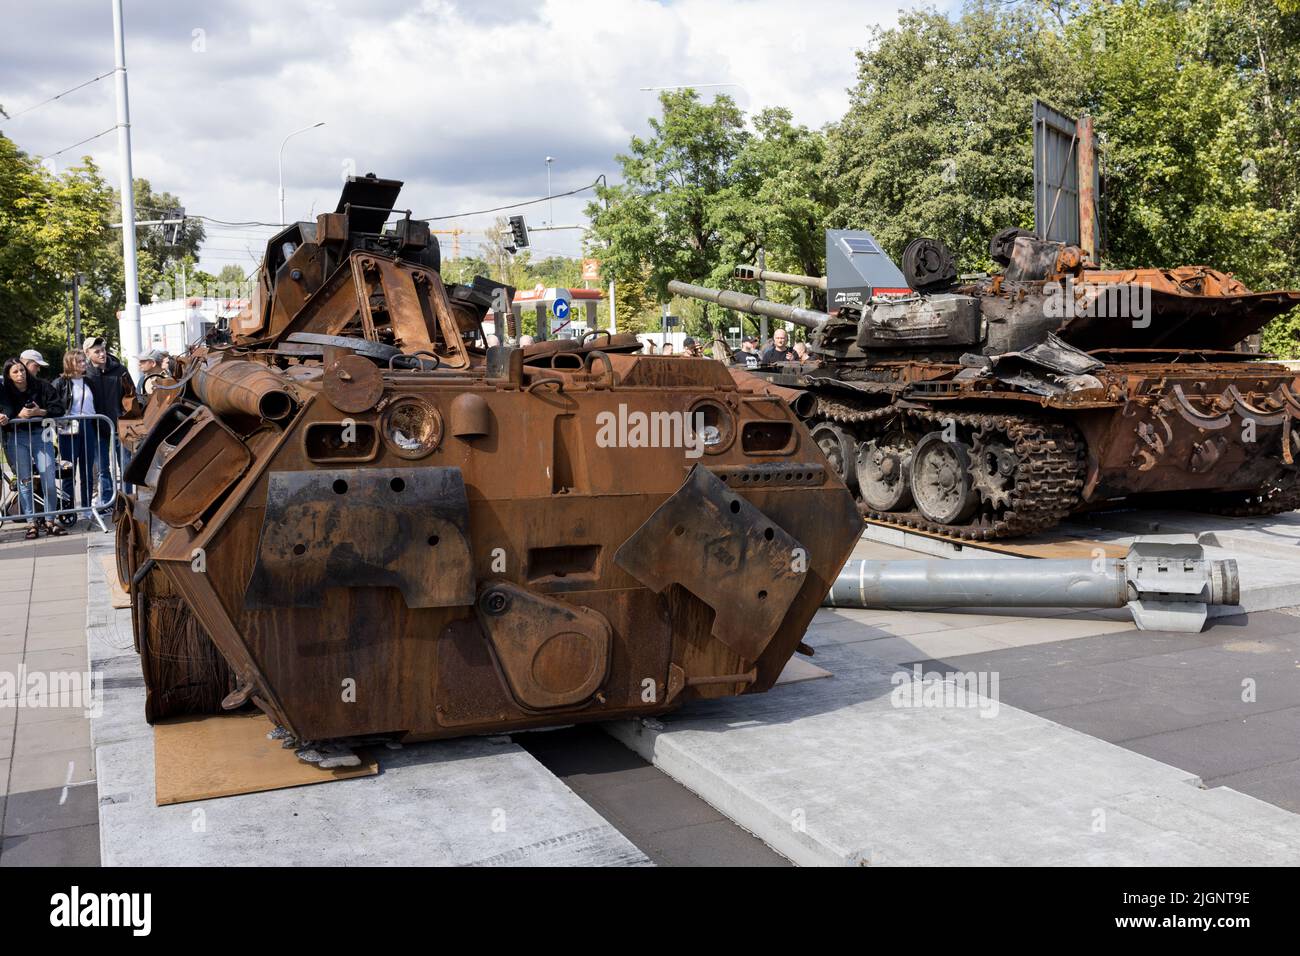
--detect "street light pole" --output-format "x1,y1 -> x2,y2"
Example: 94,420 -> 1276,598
111,0 -> 141,382
278,122 -> 325,225
545,156 -> 554,226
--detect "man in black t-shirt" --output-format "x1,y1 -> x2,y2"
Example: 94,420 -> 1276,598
731,336 -> 760,369
760,328 -> 794,364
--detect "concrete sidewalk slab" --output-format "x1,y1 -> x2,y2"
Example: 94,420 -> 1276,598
1,529 -> 101,865
606,626 -> 1300,866
85,536 -> 650,867
97,731 -> 651,866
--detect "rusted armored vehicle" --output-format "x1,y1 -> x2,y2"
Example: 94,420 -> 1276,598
671,232 -> 1300,540
116,175 -> 860,758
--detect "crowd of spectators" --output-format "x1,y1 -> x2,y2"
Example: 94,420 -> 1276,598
0,339 -> 154,539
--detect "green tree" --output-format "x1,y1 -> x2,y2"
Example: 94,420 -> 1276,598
826,2 -> 1084,270
1,132 -> 219,365
438,255 -> 494,288
0,135 -> 113,361
214,263 -> 253,298
1067,0 -> 1299,353
712,107 -> 833,307
827,0 -> 1299,353
586,89 -> 748,308
1068,0 -> 1290,284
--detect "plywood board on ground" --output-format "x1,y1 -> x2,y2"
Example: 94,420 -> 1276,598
775,655 -> 832,685
862,517 -> 1127,559
154,711 -> 377,806
99,553 -> 131,608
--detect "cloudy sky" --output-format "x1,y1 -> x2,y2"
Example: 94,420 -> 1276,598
2,0 -> 955,272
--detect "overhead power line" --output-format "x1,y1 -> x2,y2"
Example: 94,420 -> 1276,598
419,178 -> 603,221
79,177 -> 606,236
46,124 -> 118,158
5,70 -> 114,120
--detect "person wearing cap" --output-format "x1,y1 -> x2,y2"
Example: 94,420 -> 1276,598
82,336 -> 136,510
20,349 -> 49,382
731,336 -> 760,369
137,349 -> 165,400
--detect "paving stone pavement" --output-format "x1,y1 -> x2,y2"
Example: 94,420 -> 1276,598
0,525 -> 100,867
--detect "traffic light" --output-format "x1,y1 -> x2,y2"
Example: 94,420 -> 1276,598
508,215 -> 530,249
162,207 -> 186,246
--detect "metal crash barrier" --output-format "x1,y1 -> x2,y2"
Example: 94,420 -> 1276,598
0,414 -> 123,534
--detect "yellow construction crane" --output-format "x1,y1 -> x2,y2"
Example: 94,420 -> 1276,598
429,228 -> 465,260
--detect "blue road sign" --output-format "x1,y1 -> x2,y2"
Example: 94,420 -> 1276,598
553,297 -> 571,319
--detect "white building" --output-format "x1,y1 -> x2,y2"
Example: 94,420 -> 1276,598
135,297 -> 246,355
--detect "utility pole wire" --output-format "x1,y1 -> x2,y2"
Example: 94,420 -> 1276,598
5,70 -> 115,120
419,179 -> 603,221
45,124 -> 118,158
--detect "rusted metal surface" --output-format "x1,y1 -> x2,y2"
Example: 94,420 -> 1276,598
142,407 -> 252,529
117,173 -> 861,750
321,353 -> 384,413
615,464 -> 807,663
475,582 -> 612,710
245,466 -> 475,610
191,359 -> 297,422
690,230 -> 1300,540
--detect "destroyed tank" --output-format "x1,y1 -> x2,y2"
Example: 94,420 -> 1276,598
114,174 -> 861,759
669,231 -> 1300,541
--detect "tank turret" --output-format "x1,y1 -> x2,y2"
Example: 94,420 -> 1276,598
669,230 -> 1300,541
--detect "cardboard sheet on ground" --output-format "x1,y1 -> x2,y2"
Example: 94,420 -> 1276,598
862,517 -> 1127,559
775,656 -> 832,685
99,553 -> 131,609
154,711 -> 377,806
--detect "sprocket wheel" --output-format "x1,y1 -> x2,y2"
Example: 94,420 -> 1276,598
969,427 -> 1019,511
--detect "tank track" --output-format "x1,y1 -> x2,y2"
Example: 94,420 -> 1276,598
811,400 -> 1087,541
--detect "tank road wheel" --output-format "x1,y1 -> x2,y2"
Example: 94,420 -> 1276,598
811,422 -> 859,494
969,427 -> 1019,511
857,437 -> 914,511
910,431 -> 979,525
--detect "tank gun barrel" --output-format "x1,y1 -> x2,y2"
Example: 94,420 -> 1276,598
192,360 -> 295,422
824,538 -> 1239,633
733,264 -> 827,291
667,280 -> 827,333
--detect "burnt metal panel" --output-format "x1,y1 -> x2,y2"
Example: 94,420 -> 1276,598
245,466 -> 473,610
336,175 -> 403,233
614,464 -> 806,663
475,582 -> 612,711
1033,100 -> 1098,247
147,408 -> 252,528
857,294 -> 981,348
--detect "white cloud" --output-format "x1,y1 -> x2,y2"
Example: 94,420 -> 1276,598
1,0 -> 953,270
